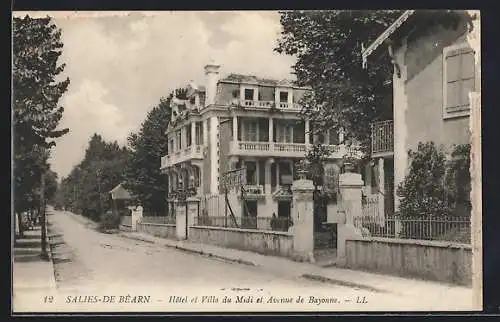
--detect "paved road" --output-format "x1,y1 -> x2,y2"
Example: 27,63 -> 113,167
45,210 -> 463,312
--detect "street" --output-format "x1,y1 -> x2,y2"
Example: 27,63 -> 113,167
43,210 -> 428,312
13,210 -> 476,312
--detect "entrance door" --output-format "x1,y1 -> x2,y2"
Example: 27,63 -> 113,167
313,194 -> 337,250
277,201 -> 291,231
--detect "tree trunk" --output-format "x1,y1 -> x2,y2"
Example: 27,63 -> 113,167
40,171 -> 48,260
17,212 -> 24,238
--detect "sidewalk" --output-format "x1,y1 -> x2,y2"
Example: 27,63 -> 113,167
118,230 -> 474,300
13,225 -> 58,312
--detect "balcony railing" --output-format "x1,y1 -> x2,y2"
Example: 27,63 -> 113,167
238,141 -> 270,151
371,120 -> 394,157
160,144 -> 203,169
274,142 -> 306,153
230,141 -> 353,159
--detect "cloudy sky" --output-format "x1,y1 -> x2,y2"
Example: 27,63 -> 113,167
15,11 -> 297,179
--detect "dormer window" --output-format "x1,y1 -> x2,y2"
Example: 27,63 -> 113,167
279,91 -> 288,103
244,88 -> 254,101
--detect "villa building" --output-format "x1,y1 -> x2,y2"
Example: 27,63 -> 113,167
362,10 -> 479,213
160,63 -> 356,229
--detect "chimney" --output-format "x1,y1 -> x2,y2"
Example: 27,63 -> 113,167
204,61 -> 220,107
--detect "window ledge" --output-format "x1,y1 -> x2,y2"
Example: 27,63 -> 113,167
443,109 -> 471,120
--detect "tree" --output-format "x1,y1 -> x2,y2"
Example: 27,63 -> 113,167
13,15 -> 70,237
56,134 -> 130,221
124,96 -> 172,214
275,10 -> 403,155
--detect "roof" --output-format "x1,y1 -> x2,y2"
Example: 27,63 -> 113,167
361,10 -> 415,68
109,183 -> 132,200
219,73 -> 302,88
361,10 -> 473,68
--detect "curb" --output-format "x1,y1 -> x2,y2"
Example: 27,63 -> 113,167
119,232 -> 257,267
301,274 -> 387,293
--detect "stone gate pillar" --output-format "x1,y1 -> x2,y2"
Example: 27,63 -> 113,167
175,200 -> 187,240
130,205 -> 143,232
291,176 -> 315,262
186,197 -> 200,228
337,170 -> 365,266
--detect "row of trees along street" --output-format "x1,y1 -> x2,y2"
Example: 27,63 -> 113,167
13,15 -> 70,258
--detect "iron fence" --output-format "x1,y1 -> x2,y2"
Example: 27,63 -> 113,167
194,216 -> 292,232
356,214 -> 471,244
142,215 -> 176,225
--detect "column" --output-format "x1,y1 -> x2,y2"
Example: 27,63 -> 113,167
393,40 -> 408,213
364,162 -> 372,193
269,118 -> 274,152
305,120 -> 310,146
336,170 -> 365,266
202,119 -> 208,147
191,121 -> 196,148
291,175 -> 315,262
378,158 -> 386,227
339,127 -> 345,144
233,115 -> 238,141
209,116 -> 219,194
264,158 -> 273,195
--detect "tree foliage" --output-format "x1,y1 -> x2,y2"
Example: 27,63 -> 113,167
275,10 -> 403,154
124,92 -> 178,214
56,134 -> 130,221
13,15 -> 70,217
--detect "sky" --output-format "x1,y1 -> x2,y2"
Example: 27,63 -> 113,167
15,11 -> 297,179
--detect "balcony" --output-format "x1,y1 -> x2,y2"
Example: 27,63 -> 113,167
371,120 -> 394,158
236,99 -> 302,111
160,144 -> 203,169
229,141 -> 352,159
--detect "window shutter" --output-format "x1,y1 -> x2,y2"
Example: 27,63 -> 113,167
444,45 -> 475,117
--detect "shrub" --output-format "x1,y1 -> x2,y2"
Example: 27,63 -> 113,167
99,210 -> 121,231
396,142 -> 451,217
445,144 -> 471,217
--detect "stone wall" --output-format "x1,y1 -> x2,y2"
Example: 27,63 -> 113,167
345,237 -> 472,286
137,223 -> 177,240
188,225 -> 293,258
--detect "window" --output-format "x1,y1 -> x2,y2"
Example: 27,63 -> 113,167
244,88 -> 254,101
328,129 -> 339,145
186,124 -> 192,147
443,43 -> 475,119
242,119 -> 258,141
276,121 -> 293,143
279,91 -> 288,103
245,162 -> 257,185
195,122 -> 203,145
176,131 -> 182,150
169,139 -> 174,153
